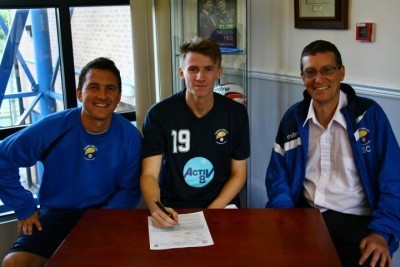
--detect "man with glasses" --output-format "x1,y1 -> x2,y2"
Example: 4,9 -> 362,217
265,40 -> 400,267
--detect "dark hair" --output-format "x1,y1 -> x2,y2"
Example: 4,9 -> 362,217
201,0 -> 213,5
78,57 -> 122,92
300,40 -> 343,74
179,37 -> 222,68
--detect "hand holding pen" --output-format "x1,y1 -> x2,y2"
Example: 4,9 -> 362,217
152,199 -> 179,228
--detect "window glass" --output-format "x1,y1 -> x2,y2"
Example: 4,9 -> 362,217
0,8 -> 63,128
71,6 -> 135,113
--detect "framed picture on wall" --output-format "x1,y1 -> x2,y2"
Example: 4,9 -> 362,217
294,0 -> 348,29
198,0 -> 237,48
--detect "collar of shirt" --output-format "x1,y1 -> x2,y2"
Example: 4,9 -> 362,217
303,90 -> 348,129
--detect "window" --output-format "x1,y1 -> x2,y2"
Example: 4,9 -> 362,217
1,8 -> 63,128
70,5 -> 135,113
0,0 -> 134,216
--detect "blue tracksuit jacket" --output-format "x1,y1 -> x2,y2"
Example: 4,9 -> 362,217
265,83 -> 400,254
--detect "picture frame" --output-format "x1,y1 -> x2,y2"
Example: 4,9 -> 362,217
197,0 -> 237,48
294,0 -> 348,29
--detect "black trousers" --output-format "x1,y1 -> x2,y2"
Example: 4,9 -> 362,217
296,196 -> 372,267
322,210 -> 372,267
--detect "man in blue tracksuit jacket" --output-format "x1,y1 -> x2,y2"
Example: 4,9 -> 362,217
1,57 -> 142,267
265,40 -> 400,267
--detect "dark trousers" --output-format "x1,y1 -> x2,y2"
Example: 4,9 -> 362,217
322,210 -> 371,267
295,196 -> 372,267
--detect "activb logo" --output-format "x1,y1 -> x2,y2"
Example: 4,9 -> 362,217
183,157 -> 214,188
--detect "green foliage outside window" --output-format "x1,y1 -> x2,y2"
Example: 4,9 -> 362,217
0,10 -> 11,53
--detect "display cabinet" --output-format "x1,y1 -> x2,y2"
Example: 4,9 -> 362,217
170,0 -> 247,104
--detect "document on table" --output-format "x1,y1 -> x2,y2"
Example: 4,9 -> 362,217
148,211 -> 214,250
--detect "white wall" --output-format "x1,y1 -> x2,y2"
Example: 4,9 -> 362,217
249,0 -> 400,89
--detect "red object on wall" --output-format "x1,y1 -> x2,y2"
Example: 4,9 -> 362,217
356,22 -> 374,42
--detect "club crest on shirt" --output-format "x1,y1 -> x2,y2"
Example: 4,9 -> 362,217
358,128 -> 370,144
84,145 -> 97,160
358,128 -> 371,153
215,129 -> 228,145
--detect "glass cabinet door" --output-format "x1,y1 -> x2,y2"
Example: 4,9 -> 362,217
170,0 -> 247,105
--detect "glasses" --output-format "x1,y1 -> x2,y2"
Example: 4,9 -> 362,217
302,65 -> 341,78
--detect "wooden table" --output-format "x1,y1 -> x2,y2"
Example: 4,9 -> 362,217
45,208 -> 341,267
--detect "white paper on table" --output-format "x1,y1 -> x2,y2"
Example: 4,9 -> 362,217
148,211 -> 214,250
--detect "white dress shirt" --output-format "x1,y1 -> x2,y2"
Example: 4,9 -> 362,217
303,91 -> 371,215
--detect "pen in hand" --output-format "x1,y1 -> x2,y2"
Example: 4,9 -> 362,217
153,199 -> 179,226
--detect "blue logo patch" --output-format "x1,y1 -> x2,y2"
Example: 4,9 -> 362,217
183,157 -> 214,188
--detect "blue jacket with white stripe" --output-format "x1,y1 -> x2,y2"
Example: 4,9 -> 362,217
265,83 -> 400,254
